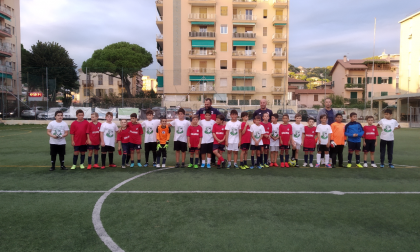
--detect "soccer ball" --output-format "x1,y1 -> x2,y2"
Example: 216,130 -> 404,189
288,160 -> 296,167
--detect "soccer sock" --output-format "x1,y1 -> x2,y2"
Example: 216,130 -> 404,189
109,153 -> 114,165
364,160 -> 368,164
228,161 -> 231,166
280,155 -> 284,163
285,155 -> 289,163
122,154 -> 126,166
81,155 -> 85,164
152,151 -> 157,163
131,160 -> 134,164
101,153 -> 106,166
304,155 -> 308,163
310,155 -> 314,163
51,155 -> 56,168
202,160 -> 206,165
317,154 -> 321,164
264,154 -> 268,164
163,157 -> 166,164
195,158 -> 199,165
207,158 -> 211,164
59,153 -> 65,167
190,157 -> 193,164
73,155 -> 78,165
94,154 -> 98,164
292,150 -> 296,160
88,156 -> 92,165
244,160 -> 247,166
348,153 -> 353,164
157,156 -> 161,165
356,155 -> 360,164
240,161 -> 243,166
126,155 -> 131,164
325,154 -> 330,165
145,150 -> 149,163
251,156 -> 255,166
371,160 -> 375,164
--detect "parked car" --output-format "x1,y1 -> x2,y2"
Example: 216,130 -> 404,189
226,108 -> 242,121
277,109 -> 297,121
21,106 -> 46,119
183,107 -> 194,120
297,109 -> 319,122
166,107 -> 178,119
151,107 -> 166,119
336,110 -> 347,122
38,107 -> 69,120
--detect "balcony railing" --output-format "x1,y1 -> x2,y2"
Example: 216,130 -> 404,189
345,84 -> 364,89
157,87 -> 164,92
232,32 -> 256,38
0,64 -> 13,74
272,33 -> 287,39
0,43 -> 12,54
232,68 -> 256,74
156,51 -> 163,57
273,0 -> 288,3
189,50 -> 216,56
233,0 -> 257,3
273,15 -> 288,22
82,80 -> 94,87
232,50 -> 256,56
155,0 -> 163,4
189,85 -> 215,92
0,25 -> 11,35
157,68 -> 164,75
232,86 -> 256,91
156,16 -> 163,21
272,68 -> 287,74
189,68 -> 216,74
189,31 -> 216,38
272,86 -> 286,92
189,13 -> 216,20
156,34 -> 163,39
233,14 -> 257,21
272,51 -> 286,57
0,6 -> 11,16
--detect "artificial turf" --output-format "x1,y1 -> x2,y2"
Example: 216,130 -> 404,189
1,124 -> 420,251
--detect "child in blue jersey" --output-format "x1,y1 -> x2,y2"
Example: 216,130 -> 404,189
345,112 -> 365,168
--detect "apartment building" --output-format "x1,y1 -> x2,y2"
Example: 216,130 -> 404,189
142,76 -> 157,92
0,0 -> 20,95
156,0 -> 289,107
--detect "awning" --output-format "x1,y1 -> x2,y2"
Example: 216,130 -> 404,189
189,76 -> 215,81
191,40 -> 215,48
232,76 -> 254,79
191,22 -> 215,25
233,22 -> 256,26
0,73 -> 12,79
273,23 -> 287,26
157,76 -> 163,87
156,42 -> 162,52
0,13 -> 11,21
0,52 -> 11,57
233,41 -> 255,46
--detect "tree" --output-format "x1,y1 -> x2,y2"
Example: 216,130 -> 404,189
288,63 -> 300,73
288,72 -> 296,78
82,42 -> 153,98
21,41 -> 79,101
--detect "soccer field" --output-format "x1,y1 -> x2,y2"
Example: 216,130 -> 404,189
1,125 -> 420,251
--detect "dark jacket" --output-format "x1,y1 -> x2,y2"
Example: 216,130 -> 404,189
345,121 -> 365,143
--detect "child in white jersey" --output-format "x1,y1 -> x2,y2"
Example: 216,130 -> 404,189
46,110 -> 69,171
100,112 -> 119,169
291,113 -> 305,167
199,110 -> 215,168
269,114 -> 280,167
141,109 -> 161,167
225,110 -> 242,169
168,108 -> 191,168
377,109 -> 400,168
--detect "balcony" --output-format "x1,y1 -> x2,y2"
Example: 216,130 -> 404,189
272,68 -> 287,77
233,14 -> 257,22
156,16 -> 163,34
0,43 -> 12,57
232,0 -> 258,8
188,0 -> 216,6
157,87 -> 164,93
0,64 -> 13,75
232,68 -> 256,76
0,6 -> 12,21
188,31 -> 216,39
0,25 -> 11,38
272,33 -> 287,43
81,80 -> 94,87
188,13 -> 216,22
232,32 -> 256,40
272,86 -> 286,94
273,0 -> 288,8
231,86 -> 256,94
156,34 -> 163,51
156,68 -> 163,76
272,51 -> 286,60
189,50 -> 216,59
189,68 -> 216,75
345,83 -> 364,91
272,15 -> 288,24
156,0 -> 163,18
156,51 -> 163,60
232,50 -> 256,60
189,85 -> 216,93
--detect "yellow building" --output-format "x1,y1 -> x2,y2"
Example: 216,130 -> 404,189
156,0 -> 289,108
142,76 -> 157,92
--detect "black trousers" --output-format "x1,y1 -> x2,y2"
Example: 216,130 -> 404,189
380,140 -> 394,164
145,142 -> 157,163
330,145 -> 344,165
157,144 -> 167,158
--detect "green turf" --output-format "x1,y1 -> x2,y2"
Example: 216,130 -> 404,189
1,124 -> 420,251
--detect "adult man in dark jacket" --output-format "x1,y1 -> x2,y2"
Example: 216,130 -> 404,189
253,99 -> 273,122
316,98 -> 338,165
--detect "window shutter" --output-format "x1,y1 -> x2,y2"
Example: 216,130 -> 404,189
347,77 -> 351,83
221,42 -> 227,51
363,78 -> 365,84
389,77 -> 393,84
358,77 -> 362,84
221,6 -> 228,16
263,27 -> 267,36
368,92 -> 371,98
374,77 -> 376,84
262,62 -> 267,71
378,77 -> 382,84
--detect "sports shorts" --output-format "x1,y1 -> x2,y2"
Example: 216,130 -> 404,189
121,143 -> 130,154
348,142 -> 361,152
303,147 -> 315,152
50,144 -> 66,156
227,143 -> 239,151
318,144 -> 329,152
250,145 -> 263,151
270,146 -> 279,152
263,144 -> 270,150
201,143 -> 213,154
189,147 -> 200,153
129,142 -> 142,150
101,145 -> 115,153
280,145 -> 290,150
293,143 -> 301,150
363,139 -> 376,153
240,143 -> 250,151
212,144 -> 225,152
74,145 -> 87,152
88,145 -> 100,150
174,141 -> 187,152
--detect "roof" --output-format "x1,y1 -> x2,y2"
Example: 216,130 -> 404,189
399,10 -> 420,23
330,59 -> 368,76
295,89 -> 334,94
288,77 -> 308,84
288,85 -> 298,90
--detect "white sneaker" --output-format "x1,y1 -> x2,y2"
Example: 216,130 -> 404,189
162,164 -> 166,168
320,159 -> 325,165
309,163 -> 314,168
363,163 -> 368,168
302,163 -> 308,167
371,163 -> 377,168
329,158 -> 332,164
156,164 -> 160,168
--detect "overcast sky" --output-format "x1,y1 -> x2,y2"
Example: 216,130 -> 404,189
21,0 -> 418,76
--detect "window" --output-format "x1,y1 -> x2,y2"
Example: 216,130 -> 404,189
382,78 -> 388,84
263,9 -> 267,19
262,62 -> 267,71
232,79 -> 236,86
220,25 -> 228,34
262,96 -> 267,100
263,27 -> 267,36
314,94 -> 318,101
109,88 -> 114,94
262,79 -> 267,88
199,26 -> 207,32
221,42 -> 227,51
109,76 -> 113,85
98,74 -> 103,85
221,6 -> 228,16
214,93 -> 227,103
96,89 -> 106,97
263,44 -> 267,54
220,60 -> 227,69
381,92 -> 388,97
350,92 -> 357,99
83,88 -> 91,96
368,92 -> 372,98
220,78 -> 227,87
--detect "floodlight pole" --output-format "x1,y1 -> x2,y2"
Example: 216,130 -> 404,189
2,73 -> 4,119
370,18 -> 376,116
46,67 -> 49,113
121,68 -> 124,108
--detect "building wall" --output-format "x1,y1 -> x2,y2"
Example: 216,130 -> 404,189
399,12 -> 420,93
142,76 -> 157,92
298,93 -> 330,108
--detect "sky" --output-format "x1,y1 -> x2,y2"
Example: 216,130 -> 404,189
21,0 -> 419,76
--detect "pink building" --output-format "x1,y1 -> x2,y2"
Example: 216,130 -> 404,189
295,89 -> 334,108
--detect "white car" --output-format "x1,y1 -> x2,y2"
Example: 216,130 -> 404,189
37,107 -> 69,120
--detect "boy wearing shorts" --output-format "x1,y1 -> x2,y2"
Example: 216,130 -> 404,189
117,119 -> 130,169
239,112 -> 251,169
330,113 -> 346,168
187,115 -> 202,169
345,112 -> 365,168
47,110 -> 69,171
199,110 -> 215,168
127,113 -> 143,167
225,110 -> 242,169
250,115 -> 265,169
156,116 -> 171,168
87,112 -> 101,169
212,114 -> 226,169
261,113 -> 272,168
316,115 -> 333,168
279,114 -> 293,168
363,116 -> 379,167
269,114 -> 280,167
291,114 -> 305,167
141,109 -> 161,167
377,109 -> 400,168
302,117 -> 316,167
168,108 -> 190,168
100,112 -> 119,169
70,109 -> 89,170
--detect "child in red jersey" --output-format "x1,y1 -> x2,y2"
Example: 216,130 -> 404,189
362,116 -> 379,167
70,109 -> 89,170
261,113 -> 272,168
213,114 -> 226,168
127,113 -> 144,167
87,112 -> 102,169
117,119 -> 130,169
302,117 -> 316,167
240,112 -> 251,169
187,115 -> 203,169
279,114 -> 293,168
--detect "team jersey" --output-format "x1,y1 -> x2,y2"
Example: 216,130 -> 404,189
187,125 -> 203,148
70,120 -> 89,146
156,125 -> 171,145
261,122 -> 272,145
47,121 -> 69,145
225,120 -> 242,144
250,124 -> 265,146
212,124 -> 226,144
303,126 -> 317,148
280,124 -> 293,146
316,124 -> 333,145
141,120 -> 161,143
87,122 -> 102,146
292,123 -> 305,144
331,122 -> 346,145
270,123 -> 280,146
100,122 -> 119,147
117,128 -> 130,144
363,125 -> 379,140
170,119 -> 190,143
199,119 -> 216,144
127,122 -> 143,145
241,122 -> 251,144
378,119 -> 399,141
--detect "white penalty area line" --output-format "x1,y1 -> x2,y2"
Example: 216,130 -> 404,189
1,190 -> 420,195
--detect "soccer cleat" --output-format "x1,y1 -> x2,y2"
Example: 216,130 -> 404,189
221,161 -> 226,169
258,165 -> 263,169
201,163 -> 205,168
126,162 -> 130,166
93,164 -> 100,168
389,164 -> 395,169
80,164 -> 85,169
302,163 -> 308,167
144,163 -> 149,167
175,164 -> 180,168
331,164 -> 336,168
194,164 -> 199,169
156,164 -> 160,168
153,163 -> 157,167
70,165 -> 77,170
264,164 -> 269,168
227,164 -> 231,169
338,164 -> 344,168
249,166 -> 254,169
122,165 -> 126,169
280,162 -> 285,168
245,165 -> 250,169
49,167 -> 55,171
309,163 -> 314,168
240,165 -> 247,170
61,166 -> 67,170
188,164 -> 193,168
181,163 -> 185,168
347,164 -> 352,168
326,164 -> 332,168
273,163 -> 279,167
315,164 -> 320,168
356,164 -> 363,168
295,163 -> 300,168
285,162 -> 290,168
371,163 -> 377,168
130,163 -> 135,168
207,164 -> 211,169
101,166 -> 106,169
380,164 -> 385,168
87,165 -> 92,170
137,163 -> 142,167
269,163 -> 274,167
162,164 -> 166,168
109,164 -> 117,168
363,163 -> 368,168
234,164 -> 239,169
